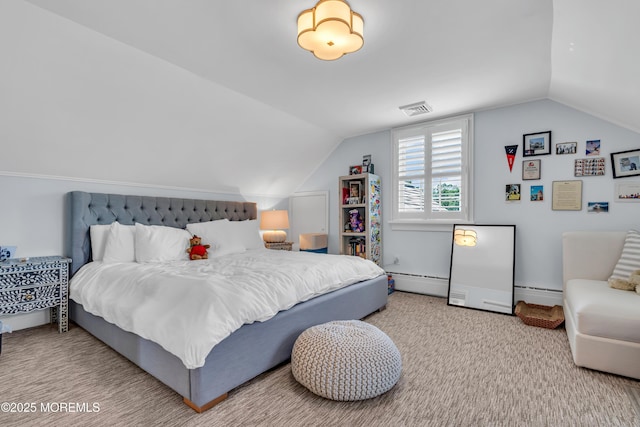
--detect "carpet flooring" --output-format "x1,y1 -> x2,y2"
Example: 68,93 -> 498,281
0,292 -> 638,426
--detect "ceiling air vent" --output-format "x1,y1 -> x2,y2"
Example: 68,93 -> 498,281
399,101 -> 433,117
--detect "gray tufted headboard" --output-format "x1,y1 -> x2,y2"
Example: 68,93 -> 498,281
66,191 -> 257,275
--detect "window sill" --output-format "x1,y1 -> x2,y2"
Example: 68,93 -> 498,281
388,219 -> 473,232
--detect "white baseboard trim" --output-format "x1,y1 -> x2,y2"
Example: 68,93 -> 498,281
0,309 -> 51,331
514,285 -> 563,307
388,272 -> 448,297
388,272 -> 564,307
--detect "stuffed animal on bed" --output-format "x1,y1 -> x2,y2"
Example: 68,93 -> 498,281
186,235 -> 210,260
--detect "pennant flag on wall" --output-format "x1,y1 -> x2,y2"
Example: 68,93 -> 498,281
505,145 -> 518,172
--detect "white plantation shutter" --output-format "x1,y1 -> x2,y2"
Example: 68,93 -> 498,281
431,127 -> 462,213
397,135 -> 425,213
392,114 -> 473,228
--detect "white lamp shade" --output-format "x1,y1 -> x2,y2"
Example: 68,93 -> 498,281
260,210 -> 290,243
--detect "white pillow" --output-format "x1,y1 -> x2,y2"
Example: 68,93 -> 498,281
609,229 -> 640,281
186,219 -> 245,257
227,219 -> 265,250
90,224 -> 111,261
135,223 -> 191,263
102,222 -> 136,263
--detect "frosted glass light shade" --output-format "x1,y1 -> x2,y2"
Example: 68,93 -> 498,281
260,210 -> 290,243
297,0 -> 364,61
454,229 -> 477,247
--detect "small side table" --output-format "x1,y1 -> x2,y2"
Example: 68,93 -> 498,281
264,242 -> 293,251
0,256 -> 71,333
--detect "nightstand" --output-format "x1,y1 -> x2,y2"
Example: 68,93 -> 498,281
0,256 -> 71,333
264,242 -> 293,251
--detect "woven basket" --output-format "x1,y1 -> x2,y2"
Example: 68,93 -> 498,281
515,301 -> 564,329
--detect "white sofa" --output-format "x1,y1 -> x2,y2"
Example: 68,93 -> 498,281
562,231 -> 640,380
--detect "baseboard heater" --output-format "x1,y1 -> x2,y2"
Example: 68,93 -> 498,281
514,285 -> 563,307
387,272 -> 564,307
386,272 -> 448,297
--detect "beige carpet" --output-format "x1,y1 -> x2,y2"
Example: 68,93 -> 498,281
0,292 -> 638,427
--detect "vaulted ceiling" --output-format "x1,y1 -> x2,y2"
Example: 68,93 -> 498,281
4,0 -> 638,196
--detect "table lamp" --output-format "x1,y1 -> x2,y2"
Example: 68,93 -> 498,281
260,210 -> 290,243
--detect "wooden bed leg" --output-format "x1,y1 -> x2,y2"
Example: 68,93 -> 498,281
183,393 -> 228,413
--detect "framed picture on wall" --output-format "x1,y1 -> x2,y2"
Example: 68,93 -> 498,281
523,131 -> 552,157
556,141 -> 577,155
530,185 -> 544,201
522,159 -> 541,180
505,184 -> 521,202
615,182 -> 640,201
552,180 -> 582,211
610,149 -> 640,178
587,202 -> 609,213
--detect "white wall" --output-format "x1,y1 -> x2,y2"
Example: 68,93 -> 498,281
297,99 -> 640,292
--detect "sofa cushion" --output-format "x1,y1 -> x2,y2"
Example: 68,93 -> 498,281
609,229 -> 640,282
565,279 -> 640,343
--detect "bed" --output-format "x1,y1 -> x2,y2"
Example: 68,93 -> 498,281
66,191 -> 388,412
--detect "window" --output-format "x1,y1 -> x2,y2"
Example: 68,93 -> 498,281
391,114 -> 473,230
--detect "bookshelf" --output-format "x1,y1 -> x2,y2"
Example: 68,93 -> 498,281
338,173 -> 381,265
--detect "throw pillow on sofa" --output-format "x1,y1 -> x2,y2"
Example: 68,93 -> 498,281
608,229 -> 640,289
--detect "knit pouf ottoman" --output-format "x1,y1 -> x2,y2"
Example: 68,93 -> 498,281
291,320 -> 402,401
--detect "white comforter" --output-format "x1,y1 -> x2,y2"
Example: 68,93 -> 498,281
70,249 -> 384,369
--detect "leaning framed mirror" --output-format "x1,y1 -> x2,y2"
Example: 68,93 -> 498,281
447,224 -> 516,315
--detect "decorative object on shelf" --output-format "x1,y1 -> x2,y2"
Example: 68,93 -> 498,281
574,157 -> 606,176
530,185 -> 544,201
348,181 -> 361,204
453,229 -> 477,247
615,182 -> 640,202
0,256 -> 71,333
556,141 -> 577,155
260,210 -> 290,243
552,180 -> 583,211
349,165 -> 363,175
297,0 -> 364,61
515,301 -> 564,329
448,224 -> 516,315
523,130 -> 551,157
505,184 -> 521,202
522,159 -> 541,180
348,209 -> 364,232
362,154 -> 374,173
587,202 -> 609,213
0,246 -> 16,262
505,145 -> 518,172
610,148 -> 640,179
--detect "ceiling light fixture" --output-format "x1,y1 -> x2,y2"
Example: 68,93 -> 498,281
297,0 -> 364,61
